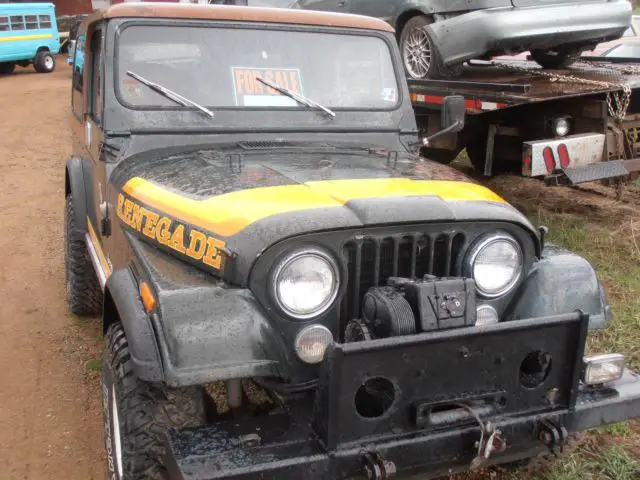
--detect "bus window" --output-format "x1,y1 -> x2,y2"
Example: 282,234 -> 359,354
0,16 -> 8,32
10,15 -> 24,31
25,15 -> 38,30
39,15 -> 51,29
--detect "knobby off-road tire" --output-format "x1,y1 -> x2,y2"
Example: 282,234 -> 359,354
65,195 -> 103,316
102,323 -> 207,480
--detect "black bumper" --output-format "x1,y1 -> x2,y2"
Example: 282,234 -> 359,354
165,312 -> 640,479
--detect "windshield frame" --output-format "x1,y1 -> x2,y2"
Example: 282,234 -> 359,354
113,19 -> 404,114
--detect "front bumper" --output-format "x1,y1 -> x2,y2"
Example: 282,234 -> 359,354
428,0 -> 632,66
165,312 -> 640,479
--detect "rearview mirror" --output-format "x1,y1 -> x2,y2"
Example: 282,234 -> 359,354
442,95 -> 465,132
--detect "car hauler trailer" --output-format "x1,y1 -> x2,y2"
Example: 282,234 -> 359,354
414,59 -> 640,186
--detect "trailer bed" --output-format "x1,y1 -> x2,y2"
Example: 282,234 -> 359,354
410,60 -> 640,113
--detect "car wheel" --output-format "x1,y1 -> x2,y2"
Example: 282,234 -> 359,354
531,48 -> 582,69
34,50 -> 55,73
102,323 -> 206,480
399,16 -> 441,80
0,62 -> 16,74
65,195 -> 103,316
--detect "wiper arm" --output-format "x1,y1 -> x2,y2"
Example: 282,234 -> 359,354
256,77 -> 335,119
126,71 -> 214,119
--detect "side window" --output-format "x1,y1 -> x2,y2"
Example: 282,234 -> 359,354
38,15 -> 51,29
72,34 -> 85,93
10,15 -> 24,31
89,29 -> 103,125
25,15 -> 38,30
0,16 -> 9,32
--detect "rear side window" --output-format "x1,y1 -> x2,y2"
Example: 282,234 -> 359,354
39,15 -> 51,29
0,16 -> 8,32
10,15 -> 24,31
25,15 -> 38,30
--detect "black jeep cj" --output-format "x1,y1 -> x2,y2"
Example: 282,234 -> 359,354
64,4 -> 640,479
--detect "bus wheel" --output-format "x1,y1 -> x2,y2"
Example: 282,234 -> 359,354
34,51 -> 55,73
0,62 -> 16,74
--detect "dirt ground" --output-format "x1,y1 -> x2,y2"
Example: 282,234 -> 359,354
0,64 -> 105,479
0,61 -> 638,480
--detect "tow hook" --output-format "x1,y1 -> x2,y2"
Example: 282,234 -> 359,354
362,452 -> 397,480
470,421 -> 507,470
538,419 -> 569,456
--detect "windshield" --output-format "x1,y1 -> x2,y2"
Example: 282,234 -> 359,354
116,25 -> 400,110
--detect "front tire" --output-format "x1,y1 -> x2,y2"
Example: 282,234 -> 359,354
102,323 -> 206,480
0,62 -> 16,74
34,50 -> 55,73
64,195 -> 103,316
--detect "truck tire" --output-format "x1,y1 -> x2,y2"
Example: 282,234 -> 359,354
34,50 -> 55,73
65,195 -> 103,316
531,48 -> 581,70
102,323 -> 206,480
0,62 -> 15,74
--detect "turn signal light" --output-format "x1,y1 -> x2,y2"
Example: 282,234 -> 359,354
139,281 -> 156,314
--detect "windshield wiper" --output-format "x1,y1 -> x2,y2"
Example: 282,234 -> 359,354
126,71 -> 214,119
256,77 -> 335,119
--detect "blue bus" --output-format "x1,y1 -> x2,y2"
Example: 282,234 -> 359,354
0,3 -> 60,74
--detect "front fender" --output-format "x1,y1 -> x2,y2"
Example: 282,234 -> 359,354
65,157 -> 89,233
505,244 -> 611,330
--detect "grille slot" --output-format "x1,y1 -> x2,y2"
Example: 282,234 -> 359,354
341,231 -> 466,323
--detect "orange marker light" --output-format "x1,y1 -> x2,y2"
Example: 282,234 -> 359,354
139,282 -> 156,314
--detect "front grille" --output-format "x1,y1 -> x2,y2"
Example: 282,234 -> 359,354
341,231 -> 466,322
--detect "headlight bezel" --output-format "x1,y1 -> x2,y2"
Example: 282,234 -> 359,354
465,233 -> 524,298
271,247 -> 340,320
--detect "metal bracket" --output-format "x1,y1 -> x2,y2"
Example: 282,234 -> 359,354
470,421 -> 507,470
483,124 -> 497,177
361,452 -> 397,480
538,419 -> 569,456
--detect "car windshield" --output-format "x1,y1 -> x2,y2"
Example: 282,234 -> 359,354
116,25 -> 400,110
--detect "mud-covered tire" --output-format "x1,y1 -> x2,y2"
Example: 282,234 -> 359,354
102,323 -> 206,480
34,50 -> 55,73
0,62 -> 16,74
531,48 -> 581,70
64,195 -> 103,316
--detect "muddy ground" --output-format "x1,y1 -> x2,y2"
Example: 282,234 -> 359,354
0,62 -> 638,480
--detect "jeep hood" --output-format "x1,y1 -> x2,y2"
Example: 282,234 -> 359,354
111,149 -> 536,284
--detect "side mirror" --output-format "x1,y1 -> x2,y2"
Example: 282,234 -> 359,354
442,95 -> 465,132
422,95 -> 466,147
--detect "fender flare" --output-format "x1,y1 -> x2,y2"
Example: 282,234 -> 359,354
505,244 -> 612,330
103,267 -> 164,382
65,157 -> 88,233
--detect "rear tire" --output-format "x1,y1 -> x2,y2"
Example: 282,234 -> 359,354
65,195 -> 103,316
0,62 -> 15,74
102,323 -> 206,480
34,50 -> 55,73
531,48 -> 581,70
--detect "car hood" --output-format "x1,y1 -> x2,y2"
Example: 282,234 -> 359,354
111,148 -> 537,284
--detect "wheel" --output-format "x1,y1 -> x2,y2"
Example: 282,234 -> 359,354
400,16 -> 440,79
102,323 -> 206,480
531,48 -> 581,70
65,195 -> 103,316
34,50 -> 55,73
420,147 -> 462,164
0,62 -> 15,74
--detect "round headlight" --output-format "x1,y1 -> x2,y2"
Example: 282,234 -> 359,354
273,248 -> 339,319
294,324 -> 333,364
468,235 -> 523,297
552,117 -> 571,137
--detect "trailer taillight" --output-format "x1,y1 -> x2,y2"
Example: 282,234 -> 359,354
543,147 -> 555,172
557,143 -> 570,168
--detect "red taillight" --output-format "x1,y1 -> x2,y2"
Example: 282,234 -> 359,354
543,147 -> 555,172
557,143 -> 570,169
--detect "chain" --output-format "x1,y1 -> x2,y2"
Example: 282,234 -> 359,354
490,60 -> 634,120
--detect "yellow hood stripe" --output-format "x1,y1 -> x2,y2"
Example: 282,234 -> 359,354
122,177 -> 506,237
